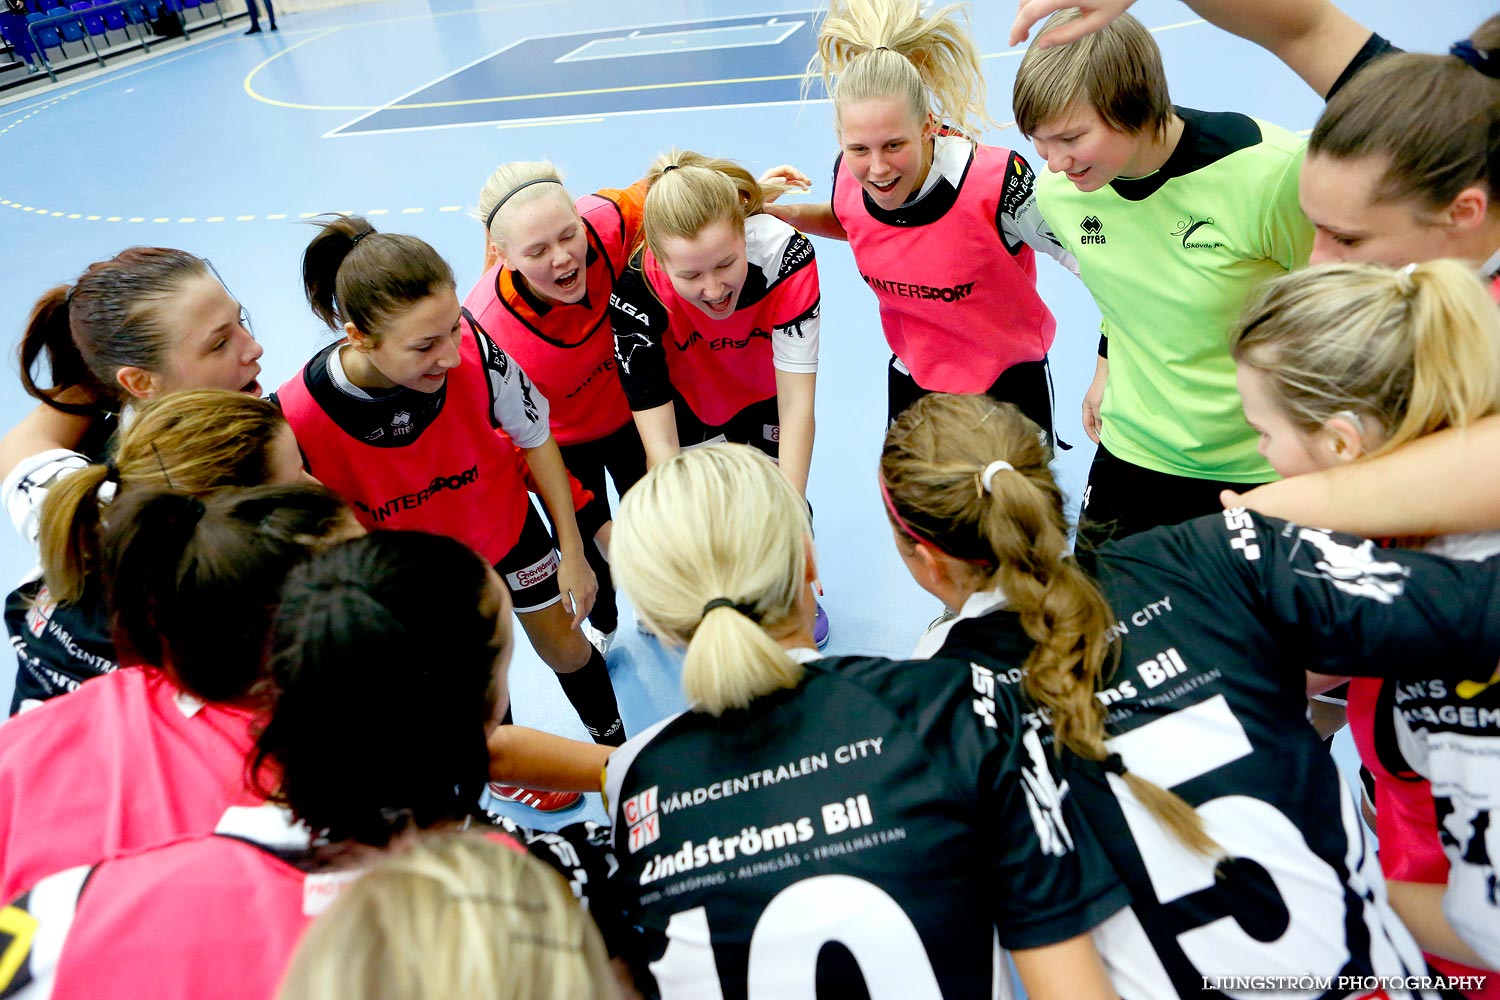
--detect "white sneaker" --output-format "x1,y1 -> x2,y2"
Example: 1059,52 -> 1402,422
582,622 -> 616,655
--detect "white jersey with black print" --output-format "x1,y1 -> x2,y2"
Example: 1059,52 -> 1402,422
602,647 -> 1128,999
920,510 -> 1500,1000
1391,530 -> 1500,970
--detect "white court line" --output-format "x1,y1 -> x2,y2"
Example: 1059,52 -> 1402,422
327,97 -> 827,139
555,20 -> 805,64
325,7 -> 820,137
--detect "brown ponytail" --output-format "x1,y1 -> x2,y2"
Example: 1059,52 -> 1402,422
18,248 -> 212,413
37,388 -> 292,604
1311,16 -> 1500,214
882,393 -> 1215,856
302,215 -> 455,339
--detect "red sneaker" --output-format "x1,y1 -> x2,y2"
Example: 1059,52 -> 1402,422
486,783 -> 582,813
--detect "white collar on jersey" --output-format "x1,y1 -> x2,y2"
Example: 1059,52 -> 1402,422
904,133 -> 972,208
326,344 -> 379,401
910,585 -> 1009,661
214,802 -> 314,850
1481,246 -> 1500,280
784,646 -> 822,664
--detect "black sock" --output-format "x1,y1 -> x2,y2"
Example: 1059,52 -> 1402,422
555,647 -> 624,746
584,538 -> 619,635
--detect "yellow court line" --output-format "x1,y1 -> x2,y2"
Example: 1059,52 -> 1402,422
248,64 -> 805,113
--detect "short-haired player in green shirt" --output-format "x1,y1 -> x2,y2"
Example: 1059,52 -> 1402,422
1014,9 -> 1312,547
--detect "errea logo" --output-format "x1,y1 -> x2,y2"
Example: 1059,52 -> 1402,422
1080,215 -> 1106,245
391,411 -> 413,436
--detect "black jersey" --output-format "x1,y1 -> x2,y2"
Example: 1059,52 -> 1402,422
2,443 -> 119,715
602,649 -> 1127,999
479,811 -> 626,954
928,510 -> 1500,1000
4,579 -> 116,715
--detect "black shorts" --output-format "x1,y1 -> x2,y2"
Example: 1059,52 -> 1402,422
677,393 -> 781,461
888,356 -> 1057,450
557,421 -> 648,538
1076,444 -> 1272,550
494,503 -> 562,614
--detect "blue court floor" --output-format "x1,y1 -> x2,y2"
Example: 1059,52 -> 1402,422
0,0 -> 1487,831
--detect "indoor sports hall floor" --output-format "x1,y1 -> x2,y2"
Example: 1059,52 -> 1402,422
0,0 -> 1486,831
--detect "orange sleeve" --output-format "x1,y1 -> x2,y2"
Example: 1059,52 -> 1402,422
596,176 -> 651,250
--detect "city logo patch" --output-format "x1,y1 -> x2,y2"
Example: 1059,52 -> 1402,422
1080,215 -> 1106,245
1171,215 -> 1226,250
25,584 -> 56,637
624,785 -> 661,854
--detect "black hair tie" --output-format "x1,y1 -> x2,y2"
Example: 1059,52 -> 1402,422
101,460 -> 120,484
349,229 -> 373,248
483,177 -> 567,231
1452,39 -> 1500,79
701,597 -> 755,620
661,164 -> 681,174
1102,752 -> 1128,776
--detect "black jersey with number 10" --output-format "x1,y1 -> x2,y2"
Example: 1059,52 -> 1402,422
603,650 -> 1128,999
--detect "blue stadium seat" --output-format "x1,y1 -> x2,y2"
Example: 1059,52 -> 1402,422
24,10 -> 66,56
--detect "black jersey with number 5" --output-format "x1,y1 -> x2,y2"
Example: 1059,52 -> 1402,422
602,650 -> 1127,999
928,510 -> 1500,1000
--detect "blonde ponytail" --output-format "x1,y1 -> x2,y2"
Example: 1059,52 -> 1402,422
36,388 -> 292,604
611,445 -> 809,716
812,0 -> 993,139
1232,260 -> 1500,455
882,393 -> 1216,856
36,463 -> 113,605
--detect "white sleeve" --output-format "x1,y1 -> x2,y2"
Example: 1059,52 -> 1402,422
0,862 -> 92,999
476,330 -> 552,450
772,304 -> 819,375
997,150 -> 1081,277
745,215 -> 821,375
3,449 -> 94,549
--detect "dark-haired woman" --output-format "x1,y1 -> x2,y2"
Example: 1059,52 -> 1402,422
2,249 -> 267,708
0,483 -> 354,903
881,392 -> 1500,998
0,532 -> 620,1000
278,216 -> 625,809
3,247 -> 265,536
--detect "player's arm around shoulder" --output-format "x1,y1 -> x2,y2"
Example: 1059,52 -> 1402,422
997,148 -> 1081,275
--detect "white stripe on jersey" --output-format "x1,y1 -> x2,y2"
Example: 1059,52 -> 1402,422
9,862 -> 91,999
